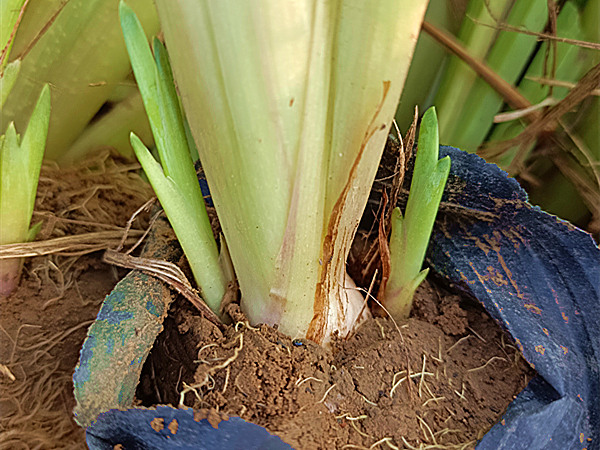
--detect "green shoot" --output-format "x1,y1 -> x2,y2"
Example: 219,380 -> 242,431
0,84 -> 50,296
383,107 -> 450,320
119,1 -> 227,313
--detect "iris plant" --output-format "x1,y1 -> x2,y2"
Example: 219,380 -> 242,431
120,0 -> 448,343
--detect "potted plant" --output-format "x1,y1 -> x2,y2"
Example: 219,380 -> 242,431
67,1 -> 599,449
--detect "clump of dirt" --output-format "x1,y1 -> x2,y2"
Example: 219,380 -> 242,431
0,153 -> 152,449
139,279 -> 534,450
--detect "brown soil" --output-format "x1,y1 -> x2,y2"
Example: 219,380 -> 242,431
0,256 -> 115,449
0,153 -> 152,449
139,280 -> 534,450
0,151 -> 535,449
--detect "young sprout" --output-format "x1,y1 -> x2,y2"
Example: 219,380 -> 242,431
119,1 -> 227,313
383,107 -> 450,320
0,85 -> 50,296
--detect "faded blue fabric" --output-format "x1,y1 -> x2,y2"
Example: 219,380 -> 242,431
86,406 -> 292,449
429,147 -> 599,450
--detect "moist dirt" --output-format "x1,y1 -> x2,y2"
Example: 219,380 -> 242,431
139,280 -> 534,450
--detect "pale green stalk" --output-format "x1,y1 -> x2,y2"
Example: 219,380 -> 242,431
155,0 -> 429,341
0,85 -> 50,296
120,2 -> 226,312
1,0 -> 158,161
384,108 -> 450,320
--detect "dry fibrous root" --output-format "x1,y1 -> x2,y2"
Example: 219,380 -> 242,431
330,315 -> 527,450
36,151 -> 152,237
0,322 -> 95,449
178,322 -> 247,408
1,151 -> 153,304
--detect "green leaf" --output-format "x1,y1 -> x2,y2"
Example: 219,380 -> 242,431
119,1 -> 164,159
384,107 -> 450,320
129,133 -> 226,313
61,89 -> 152,163
0,0 -> 26,69
2,0 -> 159,161
0,84 -> 50,245
20,84 -> 51,220
120,1 -> 226,311
27,221 -> 43,241
0,85 -> 50,296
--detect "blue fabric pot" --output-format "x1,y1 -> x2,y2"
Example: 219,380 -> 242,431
74,147 -> 600,449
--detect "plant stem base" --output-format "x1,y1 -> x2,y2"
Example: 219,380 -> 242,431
138,280 -> 533,449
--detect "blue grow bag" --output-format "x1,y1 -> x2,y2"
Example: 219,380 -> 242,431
74,147 -> 600,449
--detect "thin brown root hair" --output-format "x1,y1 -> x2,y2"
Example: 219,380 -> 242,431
0,330 -> 86,448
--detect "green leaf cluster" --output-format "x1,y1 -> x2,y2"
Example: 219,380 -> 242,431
0,85 -> 50,296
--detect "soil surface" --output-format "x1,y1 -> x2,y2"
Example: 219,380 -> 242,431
0,151 -> 535,449
0,154 -> 151,449
139,280 -> 534,450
